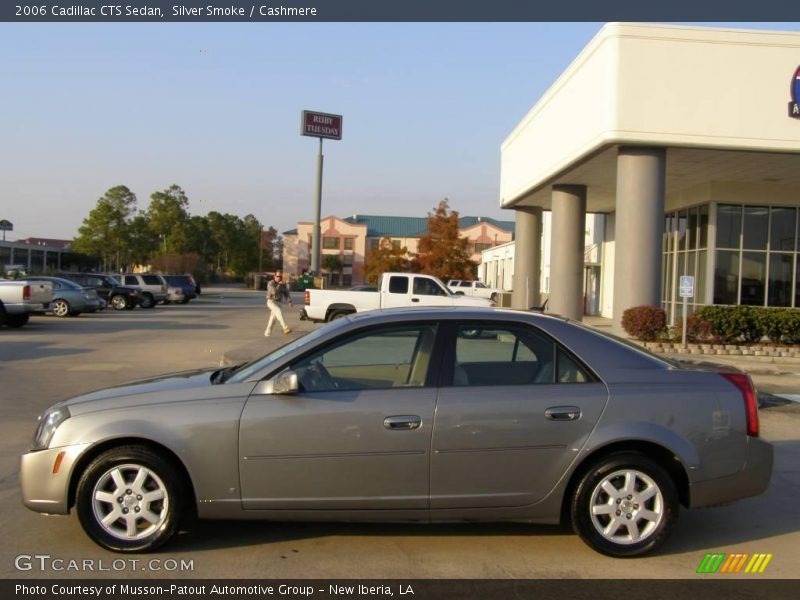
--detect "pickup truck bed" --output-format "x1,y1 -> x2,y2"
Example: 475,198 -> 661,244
0,279 -> 53,328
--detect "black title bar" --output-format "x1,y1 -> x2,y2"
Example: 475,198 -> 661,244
4,1 -> 800,22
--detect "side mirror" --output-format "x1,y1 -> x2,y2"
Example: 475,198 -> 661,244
272,370 -> 299,395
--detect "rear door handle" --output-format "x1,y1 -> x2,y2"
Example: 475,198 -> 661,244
383,415 -> 421,430
411,297 -> 420,302
545,406 -> 581,421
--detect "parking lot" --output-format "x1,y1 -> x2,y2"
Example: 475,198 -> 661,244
1,286 -> 799,579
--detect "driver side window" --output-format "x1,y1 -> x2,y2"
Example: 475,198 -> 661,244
291,325 -> 438,392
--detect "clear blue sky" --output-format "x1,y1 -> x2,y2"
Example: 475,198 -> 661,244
0,22 -> 797,240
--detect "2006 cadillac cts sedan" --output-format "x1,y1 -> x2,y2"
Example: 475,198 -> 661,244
20,307 -> 773,557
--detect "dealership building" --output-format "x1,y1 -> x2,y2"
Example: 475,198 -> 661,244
501,23 -> 800,326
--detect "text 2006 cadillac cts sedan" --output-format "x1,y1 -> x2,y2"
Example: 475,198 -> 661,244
20,307 -> 772,556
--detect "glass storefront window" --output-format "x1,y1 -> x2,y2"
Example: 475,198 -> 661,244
714,250 -> 739,304
768,253 -> 794,307
743,207 -> 769,250
678,211 -> 688,251
697,250 -> 707,304
698,205 -> 709,248
688,208 -> 699,251
716,205 -> 742,249
740,252 -> 766,306
770,207 -> 796,252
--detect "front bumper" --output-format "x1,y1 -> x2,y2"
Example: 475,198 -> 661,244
20,443 -> 91,515
689,436 -> 774,508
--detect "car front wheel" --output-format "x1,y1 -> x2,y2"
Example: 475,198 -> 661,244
76,445 -> 186,552
571,452 -> 678,557
110,295 -> 128,311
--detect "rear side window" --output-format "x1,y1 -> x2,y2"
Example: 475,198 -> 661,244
142,275 -> 161,285
388,276 -> 408,294
124,276 -> 137,286
450,323 -> 591,386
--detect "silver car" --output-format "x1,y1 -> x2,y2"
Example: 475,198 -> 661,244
20,307 -> 772,556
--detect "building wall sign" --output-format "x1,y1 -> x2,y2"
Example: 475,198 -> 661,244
790,66 -> 800,119
301,110 -> 343,140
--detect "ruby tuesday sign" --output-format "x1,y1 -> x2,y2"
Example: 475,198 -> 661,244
301,110 -> 343,140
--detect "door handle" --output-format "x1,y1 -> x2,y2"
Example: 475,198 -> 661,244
383,415 -> 421,430
411,297 -> 420,302
545,406 -> 581,421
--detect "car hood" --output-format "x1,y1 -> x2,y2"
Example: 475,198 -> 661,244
58,367 -> 225,414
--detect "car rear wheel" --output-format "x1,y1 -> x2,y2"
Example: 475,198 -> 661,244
110,295 -> 128,311
139,294 -> 155,309
52,299 -> 71,318
76,445 -> 185,553
328,310 -> 352,321
571,453 -> 678,557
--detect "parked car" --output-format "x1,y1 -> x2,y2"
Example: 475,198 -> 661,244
165,285 -> 185,304
20,307 -> 772,556
56,273 -> 143,311
118,273 -> 168,308
0,278 -> 52,328
447,279 -> 504,301
162,275 -> 197,304
304,272 -> 492,322
24,276 -> 101,317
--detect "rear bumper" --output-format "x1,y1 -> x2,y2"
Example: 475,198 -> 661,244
689,436 -> 773,508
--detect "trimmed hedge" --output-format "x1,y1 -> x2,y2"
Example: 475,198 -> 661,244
670,313 -> 716,343
694,305 -> 800,344
621,305 -> 667,341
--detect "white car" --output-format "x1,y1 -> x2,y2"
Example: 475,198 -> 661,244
447,280 -> 504,301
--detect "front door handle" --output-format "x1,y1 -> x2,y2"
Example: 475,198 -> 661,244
383,415 -> 421,430
545,406 -> 581,421
411,297 -> 420,302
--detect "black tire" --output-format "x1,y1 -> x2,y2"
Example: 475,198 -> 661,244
5,312 -> 30,328
75,445 -> 187,553
140,294 -> 155,309
180,298 -> 190,304
0,301 -> 7,327
328,310 -> 351,322
110,295 -> 129,311
571,452 -> 678,558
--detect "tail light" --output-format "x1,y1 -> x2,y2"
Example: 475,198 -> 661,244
304,291 -> 310,306
721,372 -> 759,437
23,285 -> 31,300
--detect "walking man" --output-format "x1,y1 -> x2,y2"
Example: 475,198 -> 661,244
265,271 -> 293,336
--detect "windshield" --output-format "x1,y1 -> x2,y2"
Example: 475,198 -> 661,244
226,321 -> 348,383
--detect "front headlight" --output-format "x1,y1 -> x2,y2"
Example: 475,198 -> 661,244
32,406 -> 70,451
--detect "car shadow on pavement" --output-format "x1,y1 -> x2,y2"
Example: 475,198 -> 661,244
169,520 -> 573,553
0,340 -> 91,362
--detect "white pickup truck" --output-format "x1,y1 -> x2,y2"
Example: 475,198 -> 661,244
304,273 -> 493,322
447,279 -> 504,301
0,278 -> 53,328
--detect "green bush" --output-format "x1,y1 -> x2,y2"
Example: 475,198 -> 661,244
621,305 -> 667,341
694,305 -> 800,344
670,313 -> 717,343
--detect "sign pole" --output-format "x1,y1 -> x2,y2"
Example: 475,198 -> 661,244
311,137 -> 324,275
682,296 -> 688,349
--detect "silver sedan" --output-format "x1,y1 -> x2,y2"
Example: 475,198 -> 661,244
20,307 -> 772,556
